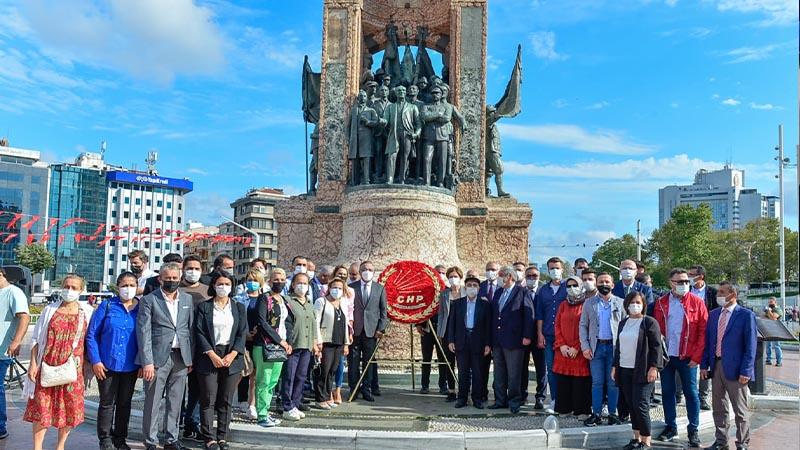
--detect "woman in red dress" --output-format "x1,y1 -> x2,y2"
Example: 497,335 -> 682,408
24,274 -> 94,450
553,275 -> 592,416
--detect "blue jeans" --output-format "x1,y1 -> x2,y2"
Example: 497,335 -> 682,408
335,355 -> 345,388
590,342 -> 618,415
0,358 -> 9,434
544,335 -> 557,402
660,357 -> 700,432
766,341 -> 782,364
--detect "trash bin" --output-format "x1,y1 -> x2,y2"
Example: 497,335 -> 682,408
752,317 -> 798,394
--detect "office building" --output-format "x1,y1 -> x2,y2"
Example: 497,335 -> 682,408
230,188 -> 287,275
184,223 -> 220,273
0,143 -> 50,281
659,166 -> 780,231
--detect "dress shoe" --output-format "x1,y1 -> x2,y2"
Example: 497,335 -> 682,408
657,426 -> 678,442
623,439 -> 641,450
298,403 -> 311,412
164,442 -> 187,450
420,387 -> 430,394
446,393 -> 457,402
510,406 -> 520,414
455,400 -> 468,408
372,388 -> 382,396
583,414 -> 602,427
473,401 -> 485,409
703,442 -> 729,450
688,430 -> 701,448
700,398 -> 711,410
439,387 -> 449,395
487,403 -> 506,410
533,398 -> 544,410
361,391 -> 375,402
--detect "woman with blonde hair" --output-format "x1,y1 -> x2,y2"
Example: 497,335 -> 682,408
331,265 -> 355,404
24,274 -> 94,450
314,277 -> 351,409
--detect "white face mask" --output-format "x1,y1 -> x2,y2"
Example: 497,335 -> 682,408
215,285 -> 232,297
307,270 -> 316,279
294,283 -> 309,296
583,280 -> 596,292
576,268 -> 584,277
716,296 -> 730,307
526,279 -> 539,291
119,286 -> 137,301
567,286 -> 582,297
294,265 -> 307,275
449,277 -> 461,287
466,287 -> 479,298
485,270 -> 498,281
184,269 -> 201,284
548,268 -> 562,280
361,270 -> 374,282
329,287 -> 342,299
515,270 -> 525,281
674,282 -> 690,296
63,289 -> 80,302
620,268 -> 636,280
628,303 -> 643,315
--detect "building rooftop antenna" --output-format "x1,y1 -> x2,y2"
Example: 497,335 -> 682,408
99,140 -> 107,159
145,151 -> 158,175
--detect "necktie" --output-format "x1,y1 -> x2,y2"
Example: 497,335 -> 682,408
625,285 -> 631,296
716,309 -> 730,357
488,283 -> 494,301
499,289 -> 510,311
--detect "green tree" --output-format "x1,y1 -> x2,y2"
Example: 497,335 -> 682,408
739,218 -> 780,284
15,243 -> 55,276
786,228 -> 799,282
591,234 -> 650,271
648,204 -> 715,278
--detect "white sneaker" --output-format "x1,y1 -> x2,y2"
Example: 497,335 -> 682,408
248,405 -> 258,420
601,404 -> 609,418
282,409 -> 302,421
296,407 -> 306,418
270,415 -> 282,426
546,401 -> 555,414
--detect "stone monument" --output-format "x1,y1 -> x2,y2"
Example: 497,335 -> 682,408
279,0 -> 532,275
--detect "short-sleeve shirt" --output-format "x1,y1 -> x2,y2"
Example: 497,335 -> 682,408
0,284 -> 30,359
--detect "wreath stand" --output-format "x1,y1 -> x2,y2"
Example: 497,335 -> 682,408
347,318 -> 458,403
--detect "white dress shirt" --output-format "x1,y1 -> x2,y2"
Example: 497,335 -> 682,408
162,290 -> 180,348
213,301 -> 235,346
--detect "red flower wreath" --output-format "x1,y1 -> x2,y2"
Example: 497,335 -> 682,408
378,260 -> 445,324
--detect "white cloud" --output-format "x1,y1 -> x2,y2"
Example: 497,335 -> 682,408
713,0 -> 798,26
670,102 -> 680,108
186,168 -> 209,176
498,123 -> 656,155
721,98 -> 741,106
749,102 -> 781,110
505,154 -> 775,182
665,0 -> 679,6
529,31 -> 568,61
586,101 -> 610,110
552,98 -> 570,108
21,0 -> 227,84
723,43 -> 782,63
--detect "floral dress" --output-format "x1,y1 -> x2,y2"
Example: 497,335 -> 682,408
23,311 -> 86,428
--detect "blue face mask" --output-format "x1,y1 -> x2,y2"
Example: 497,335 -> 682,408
246,281 -> 261,292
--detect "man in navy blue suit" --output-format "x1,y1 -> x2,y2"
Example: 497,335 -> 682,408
447,275 -> 492,409
478,261 -> 501,402
613,259 -> 654,306
700,281 -> 756,450
487,266 -> 534,414
535,256 -> 567,412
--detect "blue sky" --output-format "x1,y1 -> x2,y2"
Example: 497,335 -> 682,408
0,0 -> 797,266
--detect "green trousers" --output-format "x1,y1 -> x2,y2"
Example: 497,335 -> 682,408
252,345 -> 284,420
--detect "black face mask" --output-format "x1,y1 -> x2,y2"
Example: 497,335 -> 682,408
271,282 -> 285,293
162,280 -> 180,294
597,285 -> 612,295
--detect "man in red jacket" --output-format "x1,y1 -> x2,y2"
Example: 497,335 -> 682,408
653,268 -> 707,448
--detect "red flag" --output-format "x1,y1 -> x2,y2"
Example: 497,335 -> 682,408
21,215 -> 41,230
62,217 -> 88,228
44,218 -> 59,233
6,213 -> 23,229
3,233 -> 18,243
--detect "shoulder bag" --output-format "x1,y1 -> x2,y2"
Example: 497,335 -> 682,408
40,309 -> 85,388
261,295 -> 288,363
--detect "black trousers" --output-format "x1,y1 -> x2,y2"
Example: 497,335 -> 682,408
618,368 -> 654,436
198,362 -> 242,443
554,374 -> 592,415
456,334 -> 485,403
481,352 -> 492,402
96,369 -> 138,445
521,345 -> 548,402
420,331 -> 446,390
492,347 -> 525,408
348,333 -> 377,394
316,343 -> 344,401
183,370 -> 201,430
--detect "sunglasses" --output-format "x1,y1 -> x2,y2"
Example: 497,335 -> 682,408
671,280 -> 691,285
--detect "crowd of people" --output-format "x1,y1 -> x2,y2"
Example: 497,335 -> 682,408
0,251 -> 769,450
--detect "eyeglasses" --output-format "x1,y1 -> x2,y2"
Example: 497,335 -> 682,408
671,280 -> 690,285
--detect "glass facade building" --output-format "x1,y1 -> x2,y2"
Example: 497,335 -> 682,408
0,147 -> 49,268
47,164 -> 108,291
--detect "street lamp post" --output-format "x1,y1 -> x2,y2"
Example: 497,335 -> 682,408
221,216 -> 261,260
597,259 -> 620,272
776,125 -> 789,316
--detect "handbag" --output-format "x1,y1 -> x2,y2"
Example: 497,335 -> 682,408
261,295 -> 288,363
40,309 -> 85,388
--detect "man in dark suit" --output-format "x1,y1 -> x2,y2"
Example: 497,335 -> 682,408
488,266 -> 535,414
447,276 -> 491,408
521,265 -> 546,409
478,261 -> 501,402
348,261 -> 388,402
136,263 -> 194,450
689,264 -> 717,411
700,281 -> 756,450
142,253 -> 183,296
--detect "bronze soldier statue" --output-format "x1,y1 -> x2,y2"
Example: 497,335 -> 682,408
348,90 -> 380,185
420,86 -> 453,187
440,84 -> 464,190
485,105 -> 510,197
381,85 -> 421,185
369,84 -> 391,181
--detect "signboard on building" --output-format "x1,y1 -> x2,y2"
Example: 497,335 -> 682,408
106,171 -> 193,192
